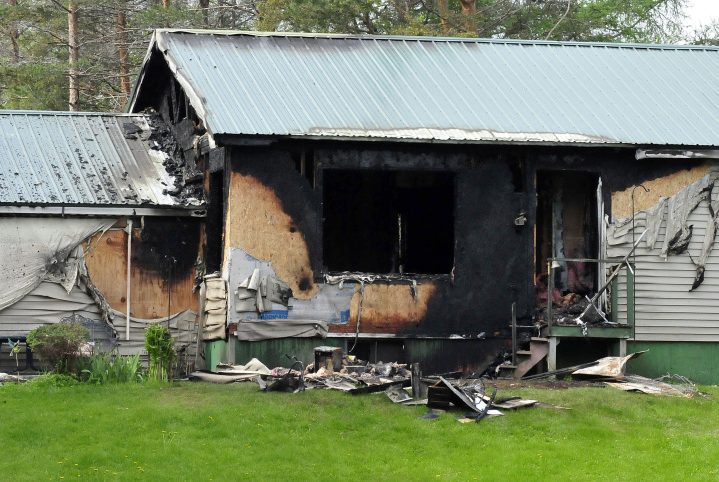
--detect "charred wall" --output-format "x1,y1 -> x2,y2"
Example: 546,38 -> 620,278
225,149 -> 322,298
226,144 -> 533,337
223,142 -> 707,341
85,217 -> 201,319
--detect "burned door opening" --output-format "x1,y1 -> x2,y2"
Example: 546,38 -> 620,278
205,170 -> 224,274
535,171 -> 599,299
322,169 -> 454,274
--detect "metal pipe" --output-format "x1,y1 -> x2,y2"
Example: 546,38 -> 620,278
126,219 -> 132,341
511,302 -> 517,366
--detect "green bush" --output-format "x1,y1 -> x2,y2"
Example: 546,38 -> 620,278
80,349 -> 142,384
26,322 -> 89,374
27,373 -> 79,388
145,324 -> 175,382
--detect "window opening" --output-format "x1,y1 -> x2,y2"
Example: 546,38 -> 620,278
323,169 -> 454,274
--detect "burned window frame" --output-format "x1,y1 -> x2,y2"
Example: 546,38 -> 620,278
320,167 -> 456,276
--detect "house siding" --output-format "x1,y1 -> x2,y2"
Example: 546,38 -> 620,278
609,172 -> 719,341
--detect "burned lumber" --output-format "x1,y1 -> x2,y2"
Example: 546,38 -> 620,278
521,361 -> 599,380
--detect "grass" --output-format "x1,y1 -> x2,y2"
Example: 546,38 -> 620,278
1,381 -> 718,481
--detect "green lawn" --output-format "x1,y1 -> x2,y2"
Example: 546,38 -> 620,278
1,381 -> 717,481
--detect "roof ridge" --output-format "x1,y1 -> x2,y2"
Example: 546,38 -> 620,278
154,28 -> 719,51
0,109 -> 145,117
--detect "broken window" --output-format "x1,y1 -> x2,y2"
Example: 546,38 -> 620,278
322,169 -> 454,274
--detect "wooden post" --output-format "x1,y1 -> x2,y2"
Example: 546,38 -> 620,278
411,363 -> 426,399
548,337 -> 559,372
547,260 -> 554,328
610,275 -> 619,323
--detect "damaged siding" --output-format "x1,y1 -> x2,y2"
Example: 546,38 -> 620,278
0,281 -> 104,338
611,165 -> 711,219
85,220 -> 200,320
224,168 -> 318,298
608,165 -> 719,341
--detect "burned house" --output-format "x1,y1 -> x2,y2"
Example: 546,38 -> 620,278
0,111 -> 204,368
9,30 -> 719,382
126,30 -> 719,382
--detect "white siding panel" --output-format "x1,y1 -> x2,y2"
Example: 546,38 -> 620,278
608,181 -> 719,342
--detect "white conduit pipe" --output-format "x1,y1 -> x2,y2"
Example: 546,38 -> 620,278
126,219 -> 132,341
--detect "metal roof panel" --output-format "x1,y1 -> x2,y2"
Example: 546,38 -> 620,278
0,111 -> 189,207
132,30 -> 719,147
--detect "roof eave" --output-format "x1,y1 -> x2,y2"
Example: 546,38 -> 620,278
150,28 -> 719,51
0,205 -> 207,217
213,132 -> 637,149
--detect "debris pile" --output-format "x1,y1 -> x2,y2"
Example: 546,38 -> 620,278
526,351 -> 704,398
536,296 -> 606,326
265,352 -> 412,394
189,348 -> 706,425
421,376 -> 539,422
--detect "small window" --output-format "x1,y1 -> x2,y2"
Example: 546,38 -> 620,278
323,169 -> 454,274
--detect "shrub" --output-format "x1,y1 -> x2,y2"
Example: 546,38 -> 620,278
80,349 -> 142,384
145,324 -> 175,382
28,373 -> 79,388
26,322 -> 89,374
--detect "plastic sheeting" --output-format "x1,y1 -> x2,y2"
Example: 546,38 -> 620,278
0,218 -> 115,312
236,319 -> 328,341
227,248 -> 354,324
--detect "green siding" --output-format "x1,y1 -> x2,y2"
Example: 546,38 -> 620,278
627,341 -> 719,385
203,340 -> 227,372
234,338 -> 343,369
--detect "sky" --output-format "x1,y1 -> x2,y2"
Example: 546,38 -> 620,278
684,0 -> 719,30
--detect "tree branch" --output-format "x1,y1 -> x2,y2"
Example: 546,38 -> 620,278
546,0 -> 572,40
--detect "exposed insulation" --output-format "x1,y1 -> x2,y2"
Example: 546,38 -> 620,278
332,283 -> 437,333
225,172 -> 318,299
85,229 -> 197,319
612,165 -> 711,220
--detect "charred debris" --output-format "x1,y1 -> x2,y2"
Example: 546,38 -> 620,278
122,110 -> 204,206
186,346 -> 705,425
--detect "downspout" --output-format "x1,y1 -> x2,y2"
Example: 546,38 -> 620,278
126,219 -> 133,341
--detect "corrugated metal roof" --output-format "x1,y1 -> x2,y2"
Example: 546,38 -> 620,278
0,111 -> 189,207
131,29 -> 719,147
